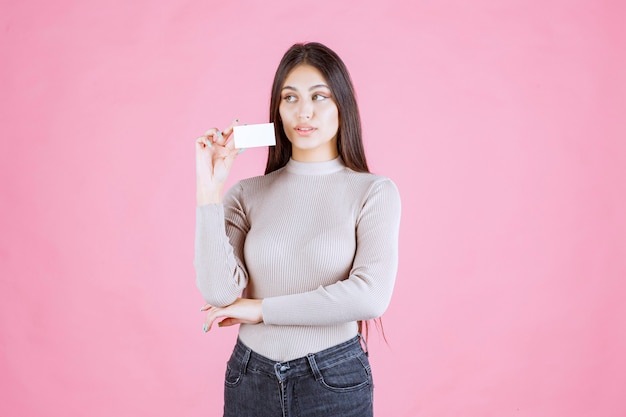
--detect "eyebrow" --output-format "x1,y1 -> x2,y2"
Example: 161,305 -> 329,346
281,84 -> 330,91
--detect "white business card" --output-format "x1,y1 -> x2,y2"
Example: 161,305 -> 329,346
233,123 -> 276,148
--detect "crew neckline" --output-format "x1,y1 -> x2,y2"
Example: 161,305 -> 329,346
285,157 -> 345,175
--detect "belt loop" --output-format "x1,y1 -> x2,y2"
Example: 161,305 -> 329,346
358,332 -> 369,356
306,354 -> 323,381
240,348 -> 251,375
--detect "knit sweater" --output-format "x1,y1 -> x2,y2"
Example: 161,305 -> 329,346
195,157 -> 401,361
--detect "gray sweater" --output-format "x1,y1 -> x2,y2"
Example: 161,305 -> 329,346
195,157 -> 401,361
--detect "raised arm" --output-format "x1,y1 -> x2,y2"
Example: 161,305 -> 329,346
194,120 -> 249,306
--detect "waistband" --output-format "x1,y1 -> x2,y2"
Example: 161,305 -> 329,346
229,335 -> 368,381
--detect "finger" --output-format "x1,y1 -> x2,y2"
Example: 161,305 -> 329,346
204,314 -> 217,332
196,137 -> 211,149
200,304 -> 212,312
222,118 -> 240,141
218,317 -> 241,327
204,307 -> 225,331
215,119 -> 239,146
213,130 -> 226,146
203,127 -> 220,137
202,128 -> 221,144
223,130 -> 241,153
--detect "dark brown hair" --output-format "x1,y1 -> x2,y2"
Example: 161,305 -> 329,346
265,42 -> 369,174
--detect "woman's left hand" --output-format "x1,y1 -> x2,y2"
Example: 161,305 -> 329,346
201,298 -> 263,332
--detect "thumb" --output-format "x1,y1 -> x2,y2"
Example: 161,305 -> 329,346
218,317 -> 242,327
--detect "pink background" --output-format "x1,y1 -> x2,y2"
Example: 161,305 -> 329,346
2,0 -> 625,416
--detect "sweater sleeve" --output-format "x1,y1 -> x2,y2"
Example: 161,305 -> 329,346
194,183 -> 249,307
262,178 -> 401,325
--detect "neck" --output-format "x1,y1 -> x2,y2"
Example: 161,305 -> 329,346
291,148 -> 339,162
285,156 -> 345,175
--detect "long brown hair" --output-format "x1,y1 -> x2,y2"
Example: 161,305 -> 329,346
265,42 -> 369,174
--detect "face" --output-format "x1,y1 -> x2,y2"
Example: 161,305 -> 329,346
279,65 -> 340,162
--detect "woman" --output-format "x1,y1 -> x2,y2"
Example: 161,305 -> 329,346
195,42 -> 401,417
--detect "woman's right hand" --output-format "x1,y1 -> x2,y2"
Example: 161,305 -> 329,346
195,119 -> 240,205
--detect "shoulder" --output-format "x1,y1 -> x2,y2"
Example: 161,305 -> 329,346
223,167 -> 286,201
343,169 -> 401,202
344,171 -> 401,229
344,171 -> 401,226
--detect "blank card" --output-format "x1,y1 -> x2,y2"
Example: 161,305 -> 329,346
233,123 -> 276,148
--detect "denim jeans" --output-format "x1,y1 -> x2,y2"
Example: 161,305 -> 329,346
223,335 -> 374,417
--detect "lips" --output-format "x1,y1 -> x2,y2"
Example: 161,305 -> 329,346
295,125 -> 316,136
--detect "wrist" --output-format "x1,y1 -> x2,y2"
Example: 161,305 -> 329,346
256,299 -> 264,323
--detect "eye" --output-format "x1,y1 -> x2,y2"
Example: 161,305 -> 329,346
312,94 -> 329,101
283,94 -> 297,103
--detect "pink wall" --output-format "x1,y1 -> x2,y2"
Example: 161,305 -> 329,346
2,0 -> 625,416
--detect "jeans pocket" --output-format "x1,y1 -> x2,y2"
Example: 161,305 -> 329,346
224,357 -> 243,388
317,353 -> 372,393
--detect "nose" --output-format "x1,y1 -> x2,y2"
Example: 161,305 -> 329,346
297,100 -> 313,120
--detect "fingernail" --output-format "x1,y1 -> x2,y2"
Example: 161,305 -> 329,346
203,324 -> 208,332
238,148 -> 246,154
217,131 -> 223,139
217,322 -> 223,327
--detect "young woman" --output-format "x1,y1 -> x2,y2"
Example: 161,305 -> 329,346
195,42 -> 401,417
